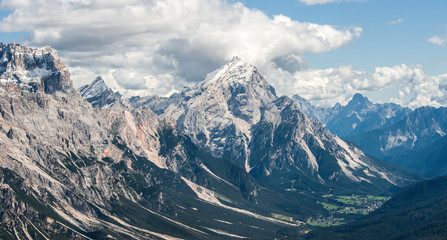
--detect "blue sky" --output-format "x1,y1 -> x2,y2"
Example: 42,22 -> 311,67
242,0 -> 447,76
0,0 -> 446,107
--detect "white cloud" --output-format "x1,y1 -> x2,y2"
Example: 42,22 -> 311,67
0,0 -> 361,96
272,64 -> 447,108
388,18 -> 404,25
298,0 -> 362,6
428,35 -> 447,46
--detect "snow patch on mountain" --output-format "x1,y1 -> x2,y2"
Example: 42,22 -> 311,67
79,76 -> 126,109
385,131 -> 412,150
0,43 -> 72,93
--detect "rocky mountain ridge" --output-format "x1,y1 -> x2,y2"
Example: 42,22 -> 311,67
326,93 -> 411,137
1,44 -> 305,239
136,57 -> 413,193
0,43 -> 418,239
79,76 -> 127,109
0,43 -> 72,94
291,94 -> 341,125
292,93 -> 411,137
292,90 -> 447,177
346,106 -> 447,176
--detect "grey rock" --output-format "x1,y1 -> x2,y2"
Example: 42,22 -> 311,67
142,57 -> 411,189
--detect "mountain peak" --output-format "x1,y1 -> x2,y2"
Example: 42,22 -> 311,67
231,56 -> 241,62
352,93 -> 369,102
347,93 -> 372,109
201,56 -> 257,86
79,76 -> 123,109
79,76 -> 108,99
92,76 -> 105,84
0,43 -> 72,93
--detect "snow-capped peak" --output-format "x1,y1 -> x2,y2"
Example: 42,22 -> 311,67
201,56 -> 263,89
79,76 -> 109,99
189,56 -> 277,106
143,57 -> 408,187
79,76 -> 124,109
0,43 -> 72,93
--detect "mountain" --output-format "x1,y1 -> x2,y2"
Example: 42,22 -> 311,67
79,76 -> 126,109
396,135 -> 447,177
136,57 -> 413,195
0,43 -> 72,93
325,93 -> 411,137
291,93 -> 410,137
0,43 -> 420,239
291,94 -> 341,125
291,94 -> 447,177
307,176 -> 447,240
1,43 -> 325,240
346,106 -> 447,176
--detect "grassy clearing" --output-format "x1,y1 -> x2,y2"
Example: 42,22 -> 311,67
307,194 -> 389,227
339,207 -> 368,215
307,217 -> 344,227
335,196 -> 357,205
318,201 -> 339,210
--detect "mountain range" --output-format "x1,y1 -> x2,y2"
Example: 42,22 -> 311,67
293,92 -> 447,177
0,43 -> 438,239
345,106 -> 447,176
292,93 -> 411,137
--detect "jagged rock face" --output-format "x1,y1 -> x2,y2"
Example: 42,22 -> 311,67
0,44 -> 187,239
80,77 -> 166,168
143,57 -> 409,190
379,106 -> 447,152
0,43 -> 72,93
0,43 -> 421,239
150,57 -> 278,169
292,93 -> 411,137
346,106 -> 447,172
0,44 -> 322,239
98,105 -> 167,168
325,93 -> 411,137
353,106 -> 447,155
248,96 -> 407,189
0,168 -> 87,239
0,73 -> 140,233
79,76 -> 126,109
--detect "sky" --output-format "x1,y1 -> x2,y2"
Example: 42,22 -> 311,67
0,0 -> 446,108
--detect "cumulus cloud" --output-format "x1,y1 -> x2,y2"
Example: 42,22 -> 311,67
272,54 -> 307,73
388,18 -> 404,25
428,35 -> 447,46
0,0 -> 361,96
272,64 -> 447,108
